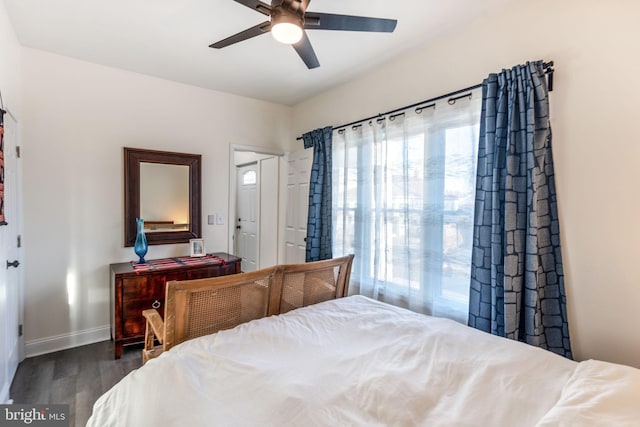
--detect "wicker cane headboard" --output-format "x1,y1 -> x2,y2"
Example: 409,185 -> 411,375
142,255 -> 354,363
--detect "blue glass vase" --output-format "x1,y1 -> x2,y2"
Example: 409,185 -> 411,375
134,218 -> 148,264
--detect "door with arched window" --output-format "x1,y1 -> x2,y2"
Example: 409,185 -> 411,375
235,163 -> 258,272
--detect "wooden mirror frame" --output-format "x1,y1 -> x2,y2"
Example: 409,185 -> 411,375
124,147 -> 201,246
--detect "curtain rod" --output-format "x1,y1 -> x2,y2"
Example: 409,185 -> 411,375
296,83 -> 479,141
297,60 -> 554,141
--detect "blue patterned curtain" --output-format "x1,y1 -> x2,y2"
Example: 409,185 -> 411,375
468,61 -> 572,358
302,126 -> 333,261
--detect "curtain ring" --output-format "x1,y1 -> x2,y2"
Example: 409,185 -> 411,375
448,93 -> 472,105
415,103 -> 436,114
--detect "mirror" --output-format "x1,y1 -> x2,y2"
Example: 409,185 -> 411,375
140,163 -> 190,232
124,147 -> 201,246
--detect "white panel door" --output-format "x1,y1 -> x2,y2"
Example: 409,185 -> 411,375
236,163 -> 259,272
284,149 -> 312,264
0,114 -> 22,403
258,156 -> 279,269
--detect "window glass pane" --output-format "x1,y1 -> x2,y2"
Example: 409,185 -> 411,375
441,124 -> 479,303
242,170 -> 257,185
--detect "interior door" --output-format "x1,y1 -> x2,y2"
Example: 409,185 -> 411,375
284,149 -> 312,263
235,163 -> 259,272
1,113 -> 22,403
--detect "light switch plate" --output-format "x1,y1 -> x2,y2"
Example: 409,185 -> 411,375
207,214 -> 216,225
216,213 -> 225,225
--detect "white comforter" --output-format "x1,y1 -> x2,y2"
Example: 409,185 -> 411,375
88,295 -> 640,426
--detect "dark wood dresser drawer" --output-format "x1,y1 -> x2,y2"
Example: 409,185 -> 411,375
123,298 -> 163,336
186,266 -> 221,280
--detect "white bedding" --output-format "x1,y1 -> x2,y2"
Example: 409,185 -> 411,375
88,295 -> 639,426
535,359 -> 640,426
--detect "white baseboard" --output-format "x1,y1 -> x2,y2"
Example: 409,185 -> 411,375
25,325 -> 111,358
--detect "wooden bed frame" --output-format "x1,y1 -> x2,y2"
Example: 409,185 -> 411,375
141,255 -> 354,363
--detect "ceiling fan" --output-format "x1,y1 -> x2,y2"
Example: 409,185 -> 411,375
210,0 -> 398,69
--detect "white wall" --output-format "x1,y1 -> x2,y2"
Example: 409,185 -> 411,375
20,48 -> 292,355
0,0 -> 22,403
292,0 -> 640,368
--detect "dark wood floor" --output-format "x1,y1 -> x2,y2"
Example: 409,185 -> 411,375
10,340 -> 142,427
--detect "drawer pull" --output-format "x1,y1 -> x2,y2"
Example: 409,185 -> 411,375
151,300 -> 161,309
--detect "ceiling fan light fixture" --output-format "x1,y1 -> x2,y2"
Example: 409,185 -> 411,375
271,22 -> 303,44
271,14 -> 303,45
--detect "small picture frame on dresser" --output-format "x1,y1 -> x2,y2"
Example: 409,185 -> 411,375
189,238 -> 205,257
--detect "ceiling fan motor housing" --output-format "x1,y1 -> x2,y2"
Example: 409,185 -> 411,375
270,0 -> 305,27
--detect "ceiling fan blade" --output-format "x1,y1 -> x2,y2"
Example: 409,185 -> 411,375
304,12 -> 397,33
233,0 -> 272,16
209,21 -> 272,49
292,31 -> 319,69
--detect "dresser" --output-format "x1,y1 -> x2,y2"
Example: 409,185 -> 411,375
110,252 -> 242,358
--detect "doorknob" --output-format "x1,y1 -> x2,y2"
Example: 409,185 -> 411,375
6,260 -> 20,269
236,225 -> 241,230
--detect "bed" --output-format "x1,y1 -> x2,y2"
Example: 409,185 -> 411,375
89,263 -> 640,426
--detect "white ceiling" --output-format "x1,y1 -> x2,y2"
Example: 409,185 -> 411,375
4,0 -> 510,105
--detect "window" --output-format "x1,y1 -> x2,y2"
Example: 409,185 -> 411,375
242,170 -> 257,185
332,92 -> 481,323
